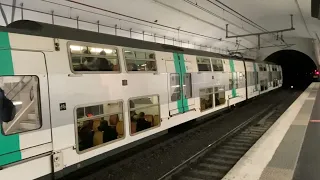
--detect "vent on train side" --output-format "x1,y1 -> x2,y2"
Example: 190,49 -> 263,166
6,20 -> 43,32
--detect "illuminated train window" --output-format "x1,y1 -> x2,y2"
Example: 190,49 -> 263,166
123,49 -> 157,72
75,101 -> 124,152
129,95 -> 160,134
200,87 -> 214,111
214,86 -> 226,106
69,44 -> 120,72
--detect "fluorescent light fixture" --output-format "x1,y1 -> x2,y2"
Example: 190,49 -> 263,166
90,48 -> 113,54
13,101 -> 23,106
90,48 -> 103,53
104,49 -> 113,54
70,45 -> 83,51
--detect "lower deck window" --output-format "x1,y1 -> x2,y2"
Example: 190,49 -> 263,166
129,95 -> 160,134
76,101 -> 124,152
200,87 -> 213,111
1,76 -> 41,135
214,86 -> 226,106
272,79 -> 279,87
260,80 -> 268,91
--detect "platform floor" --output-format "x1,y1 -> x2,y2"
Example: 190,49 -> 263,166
223,82 -> 320,180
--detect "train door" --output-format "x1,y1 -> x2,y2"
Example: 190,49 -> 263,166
166,52 -> 193,116
0,50 -> 52,168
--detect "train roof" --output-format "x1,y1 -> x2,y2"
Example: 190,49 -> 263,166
1,20 -> 264,63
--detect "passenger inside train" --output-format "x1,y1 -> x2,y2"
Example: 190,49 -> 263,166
77,103 -> 124,151
129,96 -> 160,134
0,87 -> 16,123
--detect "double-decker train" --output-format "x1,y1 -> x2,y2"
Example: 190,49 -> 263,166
0,20 -> 282,179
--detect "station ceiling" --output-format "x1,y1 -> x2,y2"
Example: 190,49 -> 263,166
0,0 -> 318,59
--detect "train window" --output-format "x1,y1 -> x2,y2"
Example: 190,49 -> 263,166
249,72 -> 255,86
229,72 -> 238,90
247,72 -> 252,86
170,74 -> 181,102
260,80 -> 268,91
268,72 -> 272,82
75,101 -> 124,152
197,57 -> 212,71
278,72 -> 282,80
238,72 -> 245,88
214,86 -> 226,106
212,58 -> 224,71
258,64 -> 267,71
69,44 -> 120,72
1,76 -> 42,135
254,72 -> 259,85
123,49 -> 157,72
200,87 -> 213,111
129,95 -> 160,135
229,73 -> 233,90
183,73 -> 192,99
272,66 -> 277,71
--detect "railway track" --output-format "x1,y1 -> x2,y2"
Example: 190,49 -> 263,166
158,91 -> 299,180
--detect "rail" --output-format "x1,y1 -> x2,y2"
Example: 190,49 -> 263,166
157,104 -> 273,180
157,90 -> 299,180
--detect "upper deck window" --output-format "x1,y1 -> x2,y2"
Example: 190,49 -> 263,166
69,44 -> 120,72
212,58 -> 224,71
258,64 -> 267,71
197,57 -> 212,71
123,49 -> 157,72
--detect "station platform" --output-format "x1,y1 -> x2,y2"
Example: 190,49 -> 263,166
223,82 -> 320,180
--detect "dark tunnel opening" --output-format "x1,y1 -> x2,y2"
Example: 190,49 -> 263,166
265,50 -> 317,89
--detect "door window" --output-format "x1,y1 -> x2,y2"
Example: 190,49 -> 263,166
183,73 -> 192,99
0,76 -> 41,135
170,74 -> 181,102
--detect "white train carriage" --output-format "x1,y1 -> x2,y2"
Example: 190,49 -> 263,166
0,20 -> 282,180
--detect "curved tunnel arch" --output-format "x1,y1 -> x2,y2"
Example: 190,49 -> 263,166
264,50 -> 317,89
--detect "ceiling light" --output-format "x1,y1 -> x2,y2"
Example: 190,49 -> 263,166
70,45 -> 83,51
104,49 -> 113,54
13,101 -> 23,106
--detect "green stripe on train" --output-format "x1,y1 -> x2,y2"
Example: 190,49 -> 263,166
0,32 -> 22,166
173,53 -> 189,113
179,54 -> 189,111
229,59 -> 237,98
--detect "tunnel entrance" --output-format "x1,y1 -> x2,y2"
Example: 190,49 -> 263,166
265,50 -> 317,89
